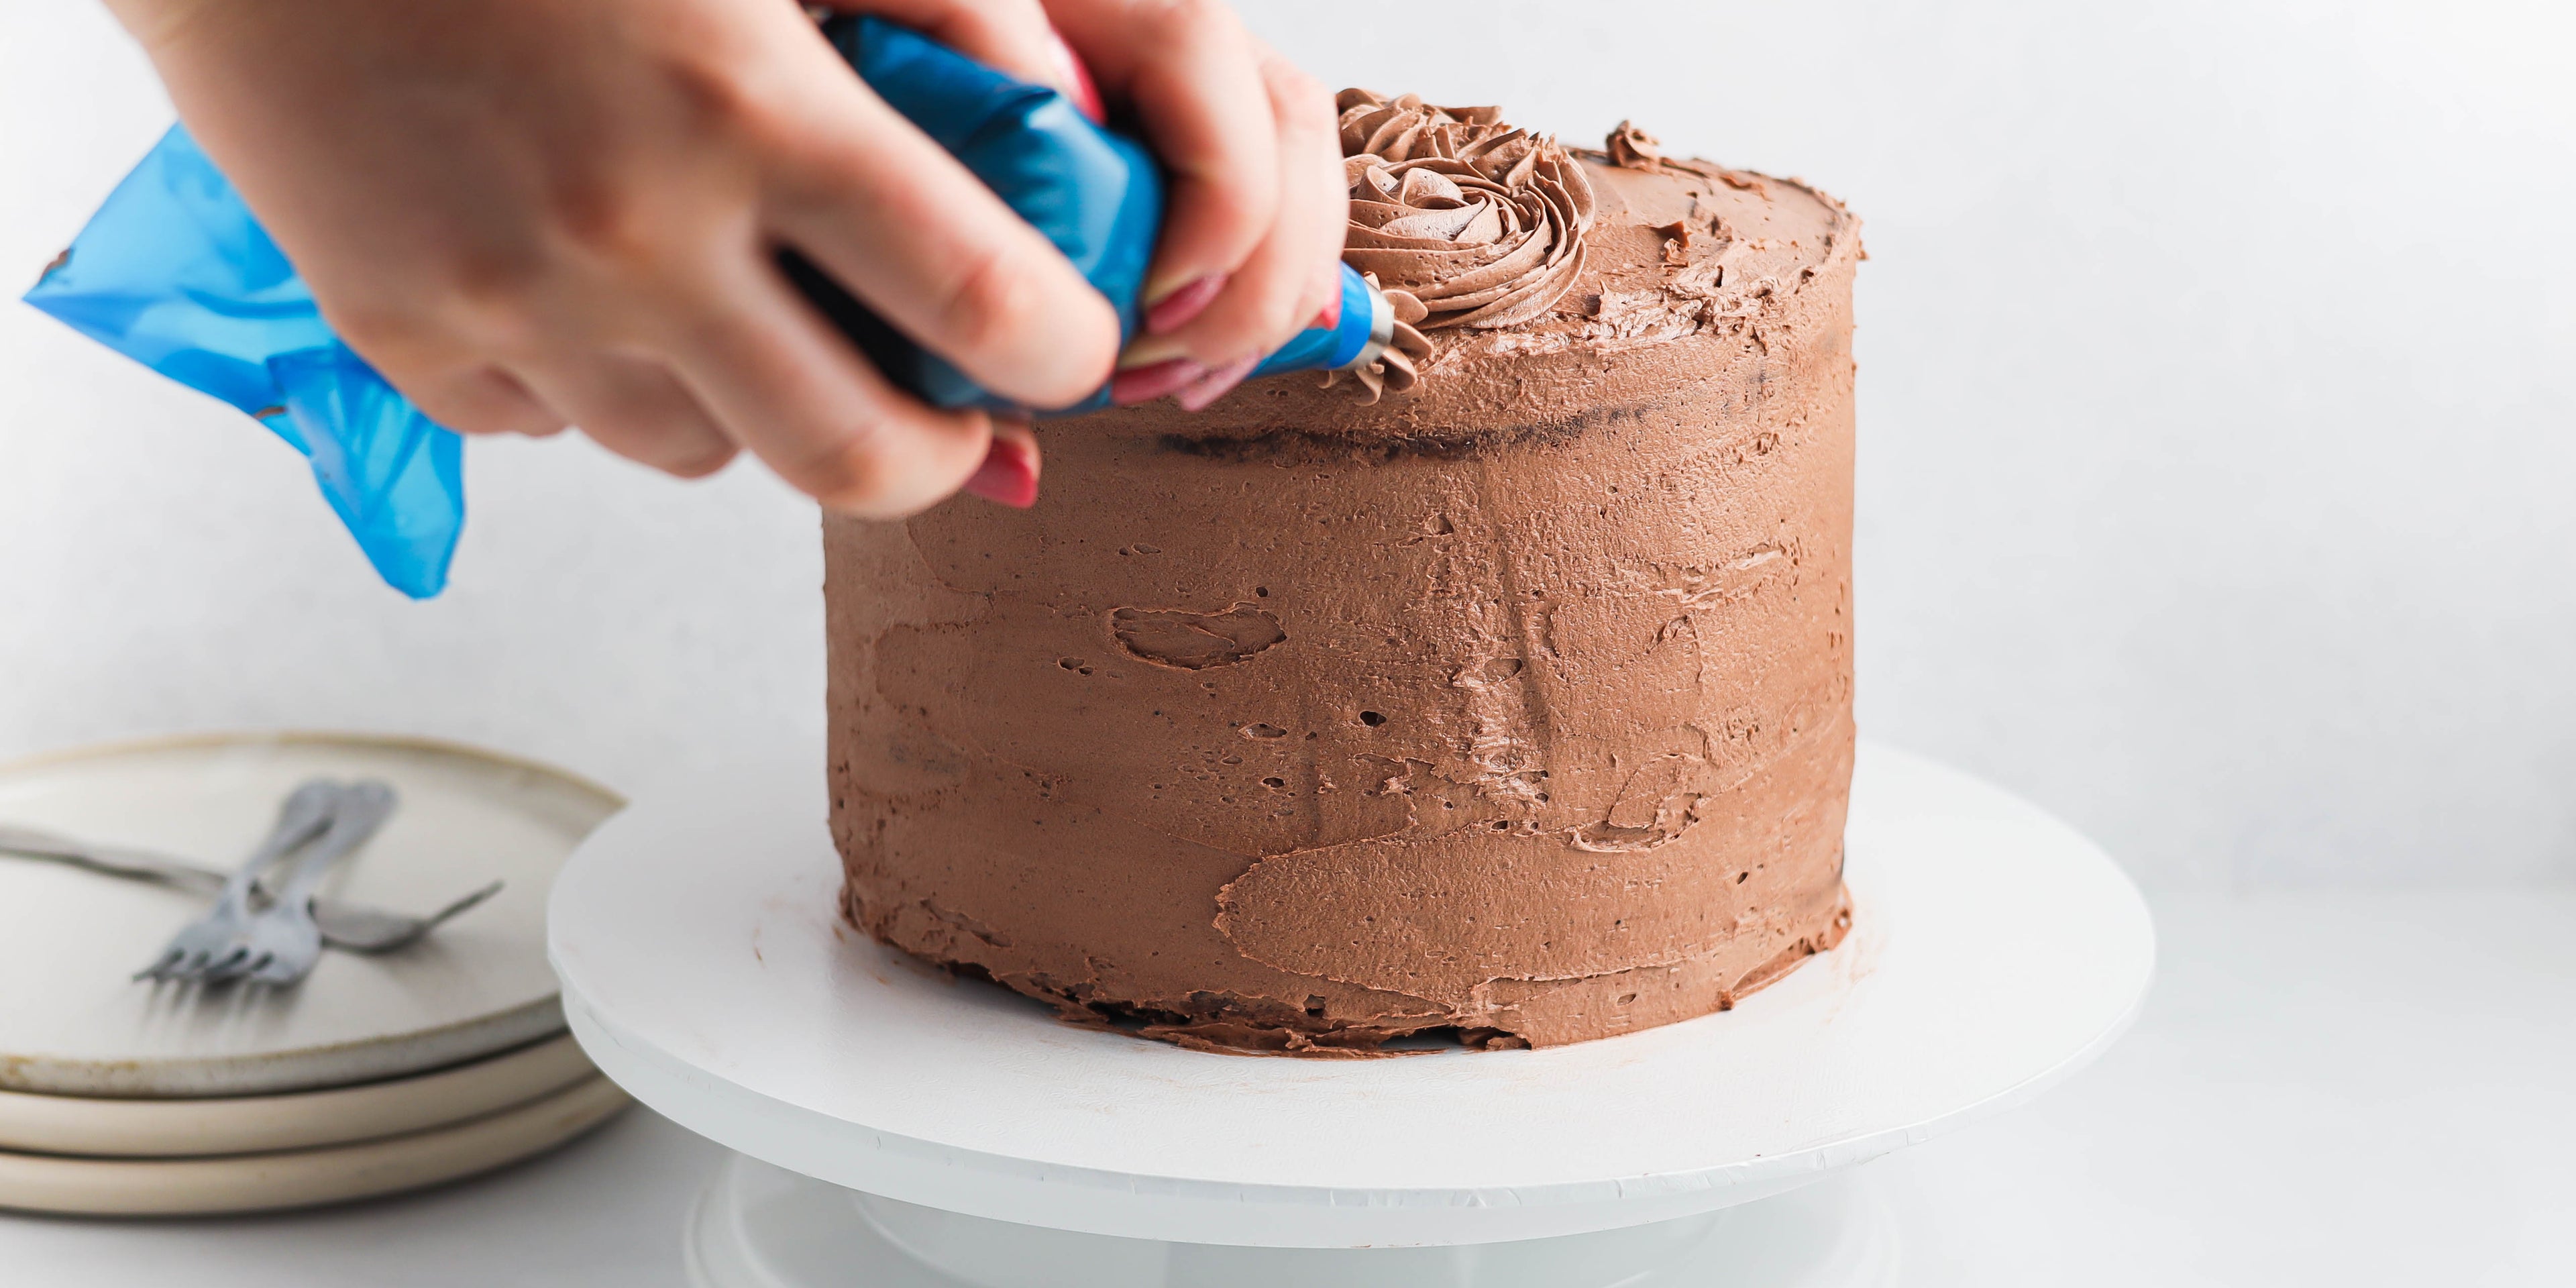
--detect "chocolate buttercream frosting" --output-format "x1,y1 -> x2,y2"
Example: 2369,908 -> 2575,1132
1330,91 -> 1597,400
826,104 -> 1860,1055
1605,119 -> 1667,172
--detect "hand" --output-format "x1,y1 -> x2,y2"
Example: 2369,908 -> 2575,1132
107,0 -> 1116,517
1045,1 -> 1348,411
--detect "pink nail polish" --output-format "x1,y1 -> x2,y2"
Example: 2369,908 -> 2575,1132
1044,25 -> 1107,124
1111,357 -> 1207,406
1175,354 -> 1260,412
1145,275 -> 1226,335
961,435 -> 1040,508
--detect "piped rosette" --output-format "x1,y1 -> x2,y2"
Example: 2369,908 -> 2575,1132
1329,91 -> 1599,400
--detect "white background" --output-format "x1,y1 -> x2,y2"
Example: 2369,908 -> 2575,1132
3,6 -> 2573,1283
5,0 -> 2574,892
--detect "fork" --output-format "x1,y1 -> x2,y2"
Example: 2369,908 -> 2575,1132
220,780 -> 398,985
2,822 -> 501,953
135,780 -> 337,982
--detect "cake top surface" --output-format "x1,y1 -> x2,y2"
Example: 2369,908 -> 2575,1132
1084,97 -> 1860,444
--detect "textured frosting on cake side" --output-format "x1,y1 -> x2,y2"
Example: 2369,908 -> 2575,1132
825,119 -> 1860,1053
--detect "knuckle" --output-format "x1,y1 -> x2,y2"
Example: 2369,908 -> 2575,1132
776,424 -> 896,511
431,251 -> 560,352
1203,174 -> 1271,230
1175,175 -> 1273,260
751,113 -> 875,217
936,244 -> 1051,362
733,87 -> 828,172
1233,272 -> 1309,350
937,2 -> 1046,63
424,407 -> 516,437
428,391 -> 547,437
406,374 -> 554,437
1137,0 -> 1236,47
653,36 -> 782,140
661,437 -> 739,480
533,178 -> 708,298
590,418 -> 724,478
1263,60 -> 1333,123
535,54 -> 773,274
542,177 -> 661,270
325,301 -> 430,359
327,297 -> 474,372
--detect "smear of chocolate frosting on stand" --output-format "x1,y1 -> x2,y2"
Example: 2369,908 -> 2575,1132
824,105 -> 1862,1056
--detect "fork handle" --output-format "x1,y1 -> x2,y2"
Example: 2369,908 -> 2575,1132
3,825 -> 488,941
219,781 -> 339,911
0,827 -> 226,895
274,781 -> 397,908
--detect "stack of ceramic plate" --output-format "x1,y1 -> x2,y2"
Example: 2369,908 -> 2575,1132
0,733 -> 633,1216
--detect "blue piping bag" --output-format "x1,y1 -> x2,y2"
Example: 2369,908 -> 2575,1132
22,17 -> 1391,597
788,17 -> 1391,413
24,127 -> 463,597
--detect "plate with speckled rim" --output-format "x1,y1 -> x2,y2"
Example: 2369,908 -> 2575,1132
0,1073 -> 631,1217
0,732 -> 621,1097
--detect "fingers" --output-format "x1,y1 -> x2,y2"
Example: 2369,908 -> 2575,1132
960,419 -> 1042,508
1044,0 -> 1279,313
1048,2 -> 1346,403
761,26 -> 1118,410
1167,50 -> 1344,380
396,364 -> 569,439
665,255 -> 994,519
146,0 -> 1067,514
515,352 -> 739,478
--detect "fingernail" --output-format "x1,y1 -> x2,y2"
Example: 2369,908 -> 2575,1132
1175,354 -> 1260,412
962,434 -> 1040,508
1044,25 -> 1107,123
1111,358 -> 1208,406
1309,263 -> 1346,331
1117,335 -> 1191,369
1144,274 -> 1226,335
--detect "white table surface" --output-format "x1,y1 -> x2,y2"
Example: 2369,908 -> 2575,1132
7,888 -> 2572,1287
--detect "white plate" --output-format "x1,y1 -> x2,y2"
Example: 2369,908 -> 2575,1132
552,740 -> 2157,1247
0,732 -> 621,1097
0,1074 -> 631,1217
0,1032 -> 595,1158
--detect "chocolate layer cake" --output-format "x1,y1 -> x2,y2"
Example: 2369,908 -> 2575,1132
826,97 -> 1859,1053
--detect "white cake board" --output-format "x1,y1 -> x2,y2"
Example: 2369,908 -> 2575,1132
550,741 -> 2153,1285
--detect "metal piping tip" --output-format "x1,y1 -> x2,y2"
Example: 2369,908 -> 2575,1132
1338,280 -> 1397,373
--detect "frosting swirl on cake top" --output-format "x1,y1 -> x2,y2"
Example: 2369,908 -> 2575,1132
1338,91 -> 1599,331
1330,91 -> 1601,400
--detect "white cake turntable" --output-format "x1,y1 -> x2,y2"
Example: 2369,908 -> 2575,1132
549,741 -> 2152,1286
